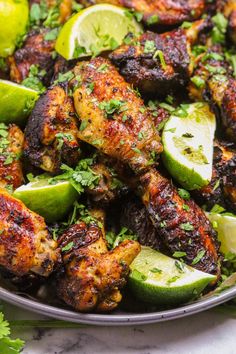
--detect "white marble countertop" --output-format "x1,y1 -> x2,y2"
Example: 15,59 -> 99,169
4,303 -> 236,354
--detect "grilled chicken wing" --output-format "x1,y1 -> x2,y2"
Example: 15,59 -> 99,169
189,45 -> 236,141
57,211 -> 140,312
140,169 -> 220,276
194,140 -> 236,212
24,85 -> 81,173
0,189 -> 59,276
0,124 -> 24,191
73,57 -> 162,174
80,0 -> 206,26
8,29 -> 55,86
110,20 -> 210,95
72,57 -> 220,277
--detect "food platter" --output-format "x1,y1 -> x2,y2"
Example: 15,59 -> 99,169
0,283 -> 235,325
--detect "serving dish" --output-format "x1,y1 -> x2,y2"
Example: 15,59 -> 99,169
0,282 -> 235,325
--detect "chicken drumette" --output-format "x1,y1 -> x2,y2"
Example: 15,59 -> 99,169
24,85 -> 81,173
0,189 -> 59,277
57,210 -> 140,312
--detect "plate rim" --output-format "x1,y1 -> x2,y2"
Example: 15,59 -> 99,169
0,285 -> 236,325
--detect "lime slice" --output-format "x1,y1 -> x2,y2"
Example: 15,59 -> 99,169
0,80 -> 39,125
207,213 -> 236,255
0,0 -> 29,57
129,247 -> 216,305
55,4 -> 143,60
13,180 -> 78,223
162,103 -> 216,190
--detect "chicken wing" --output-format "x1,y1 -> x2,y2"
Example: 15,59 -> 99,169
57,210 -> 140,312
194,140 -> 236,212
0,124 -> 24,191
80,0 -> 206,26
24,85 -> 81,173
0,189 -> 59,276
140,169 -> 220,276
110,19 -> 210,95
73,57 -> 162,174
8,29 -> 55,87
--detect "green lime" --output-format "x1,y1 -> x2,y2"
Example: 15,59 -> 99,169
128,247 -> 216,306
0,0 -> 29,57
207,212 -> 236,255
55,4 -> 143,60
13,180 -> 78,223
0,80 -> 39,125
162,103 -> 216,190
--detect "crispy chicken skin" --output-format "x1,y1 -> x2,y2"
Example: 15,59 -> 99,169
57,214 -> 140,312
80,0 -> 206,26
0,124 -> 24,191
8,29 -> 55,86
24,85 -> 81,173
189,46 -> 236,142
73,57 -> 162,174
110,20 -> 210,95
194,140 -> 236,212
0,189 -> 59,277
140,169 -> 220,276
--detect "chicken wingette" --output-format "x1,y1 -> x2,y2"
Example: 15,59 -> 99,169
0,189 -> 59,276
73,57 -> 220,277
57,210 -> 140,312
110,19 -> 210,95
73,57 -> 162,174
80,0 -> 206,26
0,124 -> 24,191
24,85 -> 81,173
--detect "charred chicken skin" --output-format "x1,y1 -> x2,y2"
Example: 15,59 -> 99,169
194,140 -> 236,213
73,57 -> 162,174
110,19 -> 210,95
24,85 -> 81,173
80,0 -> 206,26
8,29 -> 55,86
72,57 -> 220,277
0,124 -> 24,191
57,211 -> 140,312
0,189 -> 59,277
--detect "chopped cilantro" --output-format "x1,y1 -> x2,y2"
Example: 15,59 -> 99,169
173,251 -> 187,258
192,250 -> 205,265
144,40 -> 156,53
61,241 -> 74,252
180,222 -> 194,231
178,188 -> 190,200
147,15 -> 159,25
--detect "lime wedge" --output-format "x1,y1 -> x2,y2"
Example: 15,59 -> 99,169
55,4 -> 143,60
0,80 -> 39,125
129,247 -> 216,305
162,103 -> 216,190
0,0 -> 29,57
207,213 -> 236,255
13,180 -> 78,223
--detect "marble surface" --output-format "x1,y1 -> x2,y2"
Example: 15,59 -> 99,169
4,303 -> 236,354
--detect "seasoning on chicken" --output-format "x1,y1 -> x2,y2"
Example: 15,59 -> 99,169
24,85 -> 81,173
8,29 -> 56,87
0,189 -> 59,277
140,169 -> 220,277
80,0 -> 206,27
194,140 -> 236,213
0,124 -> 24,192
57,209 -> 140,312
189,44 -> 236,142
73,57 -> 162,174
110,19 -> 210,95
